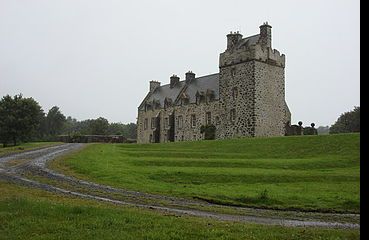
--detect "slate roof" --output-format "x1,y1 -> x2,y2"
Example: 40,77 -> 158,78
145,81 -> 185,107
236,34 -> 260,49
139,73 -> 219,110
181,73 -> 219,104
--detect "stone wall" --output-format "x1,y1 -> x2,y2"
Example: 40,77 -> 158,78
137,109 -> 161,143
254,61 -> 286,136
173,101 -> 221,141
137,101 -> 221,143
218,61 -> 256,138
59,135 -> 126,143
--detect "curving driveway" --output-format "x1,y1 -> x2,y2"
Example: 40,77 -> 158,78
0,143 -> 360,229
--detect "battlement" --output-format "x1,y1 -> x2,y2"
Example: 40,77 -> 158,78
219,44 -> 285,68
219,23 -> 285,68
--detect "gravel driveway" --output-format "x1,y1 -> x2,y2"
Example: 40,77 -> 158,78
0,143 -> 360,229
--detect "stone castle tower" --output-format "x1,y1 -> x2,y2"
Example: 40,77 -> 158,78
218,23 -> 290,138
136,23 -> 290,143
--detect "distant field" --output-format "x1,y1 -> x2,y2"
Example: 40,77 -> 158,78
51,134 -> 360,213
0,142 -> 62,156
0,181 -> 359,239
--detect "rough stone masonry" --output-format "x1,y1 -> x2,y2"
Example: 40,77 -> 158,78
137,23 -> 291,143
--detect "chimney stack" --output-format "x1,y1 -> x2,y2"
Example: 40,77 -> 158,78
226,31 -> 243,50
149,80 -> 161,92
170,74 -> 180,88
185,71 -> 196,83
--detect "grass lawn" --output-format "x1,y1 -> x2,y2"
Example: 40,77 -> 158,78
0,181 -> 360,239
0,142 -> 63,157
51,134 -> 360,213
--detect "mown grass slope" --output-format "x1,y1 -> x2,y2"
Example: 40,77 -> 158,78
52,134 -> 360,213
0,181 -> 359,240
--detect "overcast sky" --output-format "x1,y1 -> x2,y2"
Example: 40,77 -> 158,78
0,0 -> 360,126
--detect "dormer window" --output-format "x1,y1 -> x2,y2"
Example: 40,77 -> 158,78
206,89 -> 215,103
181,98 -> 189,105
195,91 -> 205,104
164,97 -> 173,109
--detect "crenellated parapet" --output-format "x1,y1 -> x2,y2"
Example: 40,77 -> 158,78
219,42 -> 285,68
219,23 -> 285,68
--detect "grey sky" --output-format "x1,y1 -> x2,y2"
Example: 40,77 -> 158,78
0,0 -> 360,126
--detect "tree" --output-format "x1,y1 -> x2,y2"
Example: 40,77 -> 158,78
108,122 -> 125,135
0,94 -> 43,146
62,116 -> 78,135
200,124 -> 216,140
122,122 -> 137,139
46,106 -> 66,136
330,106 -> 360,134
89,117 -> 109,135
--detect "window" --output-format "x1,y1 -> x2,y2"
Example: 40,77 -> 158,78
231,67 -> 236,77
177,116 -> 183,129
232,87 -> 238,100
191,114 -> 196,128
151,117 -> 156,129
206,112 -> 211,125
164,117 -> 169,129
230,109 -> 236,122
144,118 -> 148,130
215,116 -> 220,125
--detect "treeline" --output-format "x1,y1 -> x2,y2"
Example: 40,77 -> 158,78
61,117 -> 137,139
317,106 -> 360,135
329,106 -> 360,134
0,94 -> 136,146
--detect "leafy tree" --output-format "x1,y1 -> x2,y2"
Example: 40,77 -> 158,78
121,122 -> 137,139
330,106 -> 360,134
108,122 -> 125,135
62,116 -> 79,135
46,106 -> 66,136
0,94 -> 43,146
89,117 -> 109,135
200,124 -> 216,140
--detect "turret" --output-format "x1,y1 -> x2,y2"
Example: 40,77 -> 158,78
259,22 -> 272,49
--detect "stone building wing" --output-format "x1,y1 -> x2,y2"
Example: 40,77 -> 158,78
139,81 -> 185,111
177,73 -> 219,104
139,73 -> 219,110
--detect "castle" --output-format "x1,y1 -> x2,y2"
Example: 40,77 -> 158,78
137,23 -> 291,143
